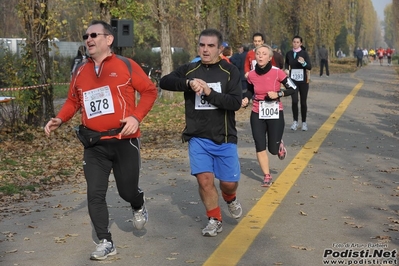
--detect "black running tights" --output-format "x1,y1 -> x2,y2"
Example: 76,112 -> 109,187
291,83 -> 309,123
250,110 -> 285,154
83,138 -> 143,243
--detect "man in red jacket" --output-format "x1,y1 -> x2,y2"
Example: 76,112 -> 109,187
244,33 -> 265,78
44,20 -> 157,261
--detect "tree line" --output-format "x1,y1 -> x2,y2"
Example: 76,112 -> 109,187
0,0 -> 397,127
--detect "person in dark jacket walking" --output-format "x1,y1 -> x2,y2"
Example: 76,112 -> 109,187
159,28 -> 243,237
318,45 -> 329,76
355,47 -> 363,67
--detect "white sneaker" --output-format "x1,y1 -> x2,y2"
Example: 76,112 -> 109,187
132,204 -> 148,230
90,239 -> 117,260
291,121 -> 298,131
227,198 -> 242,219
302,122 -> 308,131
202,218 -> 223,237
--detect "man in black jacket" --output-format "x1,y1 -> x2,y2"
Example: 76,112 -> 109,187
160,28 -> 243,237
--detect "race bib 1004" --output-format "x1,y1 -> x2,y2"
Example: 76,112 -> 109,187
259,101 -> 279,119
83,85 -> 115,119
195,82 -> 222,110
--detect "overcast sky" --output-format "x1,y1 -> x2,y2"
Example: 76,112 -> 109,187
371,0 -> 392,20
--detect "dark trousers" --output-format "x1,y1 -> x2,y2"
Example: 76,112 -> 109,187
319,59 -> 329,76
291,83 -> 309,123
356,57 -> 363,67
83,138 -> 143,242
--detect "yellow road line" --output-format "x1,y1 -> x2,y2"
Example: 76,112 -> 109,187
203,75 -> 364,266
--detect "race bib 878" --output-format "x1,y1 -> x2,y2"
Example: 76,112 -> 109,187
83,85 -> 115,119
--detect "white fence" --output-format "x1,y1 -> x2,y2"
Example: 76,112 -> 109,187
0,38 -> 83,58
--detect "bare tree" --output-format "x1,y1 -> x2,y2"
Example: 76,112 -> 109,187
20,0 -> 55,125
155,0 -> 174,99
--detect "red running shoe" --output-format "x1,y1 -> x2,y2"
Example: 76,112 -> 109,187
261,174 -> 273,187
278,140 -> 287,160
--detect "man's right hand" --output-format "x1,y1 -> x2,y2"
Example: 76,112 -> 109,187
241,97 -> 249,108
44,118 -> 62,137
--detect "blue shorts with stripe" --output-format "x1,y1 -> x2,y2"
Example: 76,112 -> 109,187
188,137 -> 241,182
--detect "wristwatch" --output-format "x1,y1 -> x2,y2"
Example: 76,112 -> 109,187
277,91 -> 283,98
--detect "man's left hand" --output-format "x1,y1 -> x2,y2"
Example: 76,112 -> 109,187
120,116 -> 140,136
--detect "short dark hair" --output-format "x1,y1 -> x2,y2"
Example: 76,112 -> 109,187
89,20 -> 115,37
253,32 -> 264,40
89,20 -> 115,47
199,28 -> 223,47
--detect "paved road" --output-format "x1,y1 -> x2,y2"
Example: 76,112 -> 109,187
1,63 -> 399,266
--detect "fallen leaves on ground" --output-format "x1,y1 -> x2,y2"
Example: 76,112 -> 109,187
0,103 -> 250,217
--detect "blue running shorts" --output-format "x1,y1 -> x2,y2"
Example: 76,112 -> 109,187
188,137 -> 241,182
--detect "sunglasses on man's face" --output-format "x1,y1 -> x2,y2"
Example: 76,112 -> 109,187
82,33 -> 110,40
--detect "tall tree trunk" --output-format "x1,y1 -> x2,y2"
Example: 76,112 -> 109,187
158,0 -> 174,100
22,0 -> 54,126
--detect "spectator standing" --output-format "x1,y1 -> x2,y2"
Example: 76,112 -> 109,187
159,29 -> 243,237
318,45 -> 329,77
336,48 -> 343,58
44,20 -> 157,261
284,35 -> 312,131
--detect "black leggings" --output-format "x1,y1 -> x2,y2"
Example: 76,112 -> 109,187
291,83 -> 309,122
250,111 -> 285,154
83,138 -> 143,242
